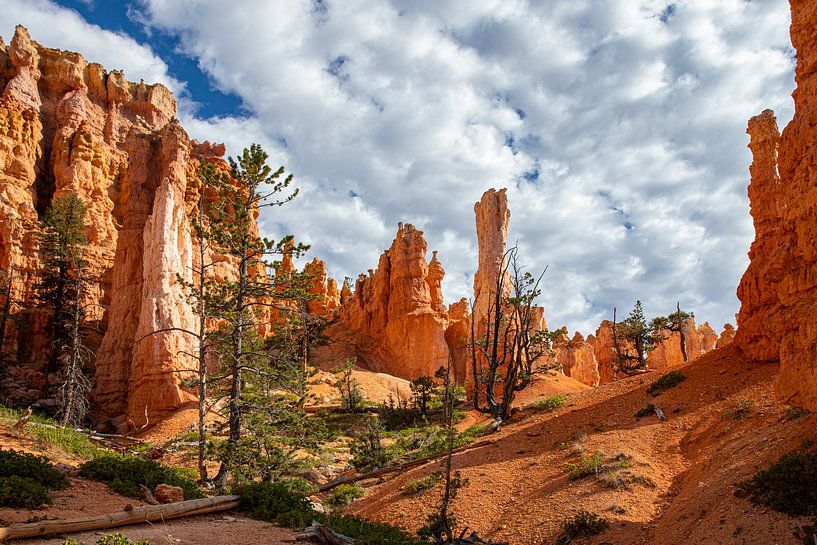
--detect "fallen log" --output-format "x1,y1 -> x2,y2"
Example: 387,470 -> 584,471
0,495 -> 240,541
318,439 -> 495,492
295,521 -> 355,545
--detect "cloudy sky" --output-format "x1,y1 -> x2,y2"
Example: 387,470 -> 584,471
1,0 -> 796,334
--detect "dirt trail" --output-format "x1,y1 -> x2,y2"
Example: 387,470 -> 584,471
349,345 -> 816,544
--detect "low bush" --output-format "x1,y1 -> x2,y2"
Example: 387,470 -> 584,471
724,399 -> 756,420
350,420 -> 394,471
234,481 -> 422,544
566,451 -> 605,480
646,371 -> 686,396
0,475 -> 50,508
79,454 -> 203,500
533,394 -> 567,412
783,405 -> 808,422
0,449 -> 69,490
321,514 -> 423,545
233,481 -> 313,527
635,404 -> 657,418
401,472 -> 441,495
327,484 -> 365,507
734,450 -> 817,516
794,517 -> 817,545
556,511 -> 609,544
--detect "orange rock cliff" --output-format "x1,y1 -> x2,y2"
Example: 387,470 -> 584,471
0,26 -> 241,428
735,0 -> 817,412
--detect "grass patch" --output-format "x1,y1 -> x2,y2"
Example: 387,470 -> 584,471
556,511 -> 609,544
326,484 -> 365,508
0,449 -> 69,508
401,472 -> 441,495
735,450 -> 817,516
646,371 -> 686,396
61,534 -> 151,545
79,454 -> 203,500
566,451 -> 605,480
532,394 -> 567,412
0,405 -> 100,459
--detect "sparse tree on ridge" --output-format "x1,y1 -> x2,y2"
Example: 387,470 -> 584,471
650,302 -> 693,362
613,300 -> 662,372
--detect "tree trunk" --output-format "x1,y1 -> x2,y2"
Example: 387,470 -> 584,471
0,495 -> 240,541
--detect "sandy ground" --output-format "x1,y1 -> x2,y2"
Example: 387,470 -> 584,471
348,345 -> 816,545
0,475 -> 297,545
3,346 -> 814,544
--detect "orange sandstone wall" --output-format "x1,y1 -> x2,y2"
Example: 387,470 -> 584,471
0,26 -> 235,427
735,0 -> 817,411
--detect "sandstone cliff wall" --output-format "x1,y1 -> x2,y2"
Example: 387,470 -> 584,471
0,26 -> 223,427
735,0 -> 817,411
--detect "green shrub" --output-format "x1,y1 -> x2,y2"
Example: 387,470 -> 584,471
0,475 -> 50,508
533,394 -> 567,412
61,534 -> 150,545
327,484 -> 365,507
401,472 -> 441,495
460,423 -> 491,438
320,514 -> 423,545
566,451 -> 605,480
79,454 -> 203,500
783,405 -> 808,422
646,371 -> 686,396
233,481 -> 314,526
350,420 -> 394,470
234,482 -> 422,544
794,517 -> 817,545
735,451 -> 817,516
556,511 -> 609,544
0,449 -> 69,491
724,399 -> 756,420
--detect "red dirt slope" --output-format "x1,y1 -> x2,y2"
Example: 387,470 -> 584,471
349,345 -> 815,544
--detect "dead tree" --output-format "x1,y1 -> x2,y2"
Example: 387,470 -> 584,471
470,247 -> 551,422
57,261 -> 92,428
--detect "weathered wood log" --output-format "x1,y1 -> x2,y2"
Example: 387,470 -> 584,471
318,439 -> 495,492
653,406 -> 666,421
0,495 -> 240,541
294,521 -> 355,545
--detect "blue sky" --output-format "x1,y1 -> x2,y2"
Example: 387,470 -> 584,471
0,0 -> 797,334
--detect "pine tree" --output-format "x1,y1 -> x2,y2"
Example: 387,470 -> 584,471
203,144 -> 310,487
36,192 -> 92,424
36,193 -> 88,385
614,300 -> 661,371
